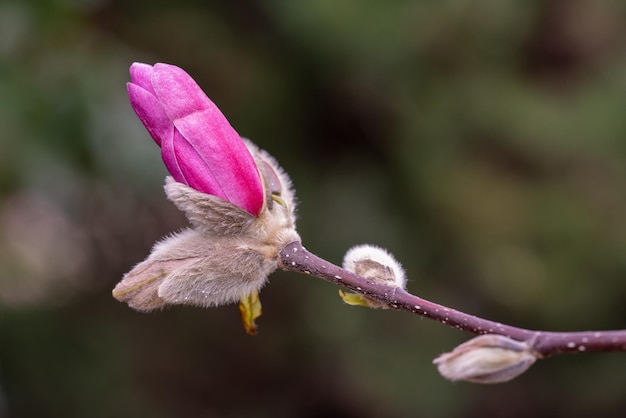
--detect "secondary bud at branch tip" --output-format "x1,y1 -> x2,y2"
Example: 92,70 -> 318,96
433,334 -> 538,384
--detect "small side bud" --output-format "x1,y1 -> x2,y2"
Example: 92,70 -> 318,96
343,244 -> 406,288
433,334 -> 538,384
340,244 -> 406,308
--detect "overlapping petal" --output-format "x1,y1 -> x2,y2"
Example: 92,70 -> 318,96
126,82 -> 171,147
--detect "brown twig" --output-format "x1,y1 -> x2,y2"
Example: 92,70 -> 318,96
278,241 -> 626,358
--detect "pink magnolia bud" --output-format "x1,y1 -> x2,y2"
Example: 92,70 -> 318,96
126,62 -> 264,216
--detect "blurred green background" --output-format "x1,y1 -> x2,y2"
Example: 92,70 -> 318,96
1,0 -> 626,417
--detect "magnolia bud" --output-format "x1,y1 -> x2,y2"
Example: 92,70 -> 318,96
340,244 -> 406,308
113,143 -> 299,312
117,62 -> 301,333
433,334 -> 538,384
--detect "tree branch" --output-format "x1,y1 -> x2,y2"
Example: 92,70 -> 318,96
278,241 -> 626,358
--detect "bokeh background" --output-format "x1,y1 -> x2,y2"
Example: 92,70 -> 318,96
2,0 -> 626,417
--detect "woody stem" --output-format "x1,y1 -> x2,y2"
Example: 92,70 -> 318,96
278,241 -> 626,358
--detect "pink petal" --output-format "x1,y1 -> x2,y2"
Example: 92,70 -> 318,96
160,127 -> 186,184
174,110 -> 264,215
129,63 -> 156,95
127,83 -> 171,146
170,129 -> 227,199
150,63 -> 216,121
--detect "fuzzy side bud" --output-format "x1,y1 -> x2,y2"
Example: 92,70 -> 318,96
340,244 -> 406,308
